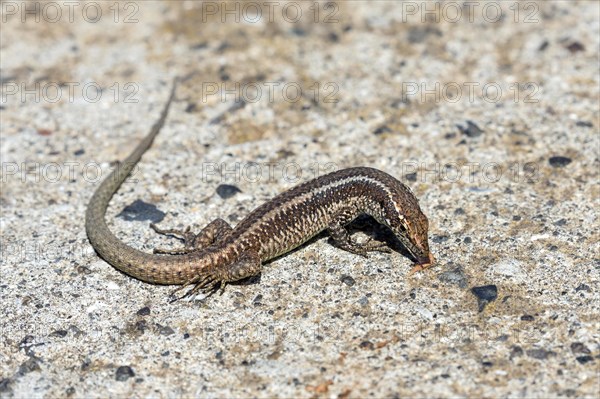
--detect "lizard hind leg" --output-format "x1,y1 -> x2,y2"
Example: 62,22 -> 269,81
150,218 -> 233,255
173,251 -> 262,300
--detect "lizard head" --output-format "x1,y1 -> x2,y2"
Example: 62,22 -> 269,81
382,186 -> 434,269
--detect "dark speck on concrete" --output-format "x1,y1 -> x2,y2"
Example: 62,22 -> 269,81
117,200 -> 165,223
0,379 -> 13,394
190,42 -> 207,50
135,320 -> 147,333
575,284 -> 591,292
438,267 -> 468,289
510,346 -> 524,359
359,341 -> 374,350
548,156 -> 572,168
407,26 -> 442,43
526,348 -> 556,360
50,329 -> 68,338
432,235 -> 449,243
340,275 -> 355,286
157,324 -> 175,336
216,184 -> 242,199
458,121 -> 484,138
575,120 -> 593,127
115,366 -> 135,381
74,149 -> 85,156
521,314 -> 534,321
570,342 -> 591,354
576,356 -> 594,364
404,172 -> 417,182
291,27 -> 306,36
18,358 -> 40,375
373,125 -> 392,135
136,306 -> 150,316
327,32 -> 339,42
471,285 -> 498,312
565,41 -> 585,53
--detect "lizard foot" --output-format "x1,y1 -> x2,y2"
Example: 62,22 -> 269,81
169,270 -> 224,302
151,223 -> 199,255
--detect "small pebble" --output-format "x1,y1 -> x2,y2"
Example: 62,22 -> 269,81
373,125 -> 392,135
471,285 -> 498,312
548,156 -> 572,168
157,324 -> 175,336
576,355 -> 594,364
458,121 -> 484,138
526,348 -> 556,360
565,41 -> 585,53
404,172 -> 417,182
438,267 -> 468,289
18,358 -> 40,374
216,184 -> 242,199
117,200 -> 165,223
0,378 -> 13,394
115,366 -> 135,381
136,306 -> 150,316
359,341 -> 374,350
575,120 -> 593,127
432,235 -> 449,243
510,346 -> 524,359
50,329 -> 68,338
575,284 -> 591,292
340,275 -> 355,286
570,342 -> 591,354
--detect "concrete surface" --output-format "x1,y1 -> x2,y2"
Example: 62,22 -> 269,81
1,1 -> 598,397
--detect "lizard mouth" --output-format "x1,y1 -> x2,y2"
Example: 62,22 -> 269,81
410,252 -> 435,274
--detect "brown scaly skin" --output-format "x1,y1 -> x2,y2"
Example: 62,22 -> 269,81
85,81 -> 434,298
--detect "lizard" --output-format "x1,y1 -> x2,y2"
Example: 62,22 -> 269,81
85,81 -> 435,299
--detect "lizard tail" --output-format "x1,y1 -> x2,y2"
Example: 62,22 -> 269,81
85,80 -> 193,284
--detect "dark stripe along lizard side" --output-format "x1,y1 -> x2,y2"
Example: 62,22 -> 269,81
85,82 -> 434,298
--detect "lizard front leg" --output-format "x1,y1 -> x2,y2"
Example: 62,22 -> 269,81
151,218 -> 233,255
327,209 -> 391,257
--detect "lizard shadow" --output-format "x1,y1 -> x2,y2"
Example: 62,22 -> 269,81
230,215 -> 416,288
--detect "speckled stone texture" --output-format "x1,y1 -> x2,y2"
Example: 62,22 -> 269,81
1,1 -> 598,398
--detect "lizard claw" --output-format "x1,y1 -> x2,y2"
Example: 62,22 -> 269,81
168,270 -> 225,302
409,252 -> 436,275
